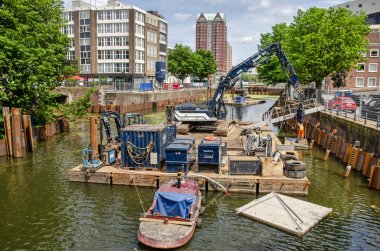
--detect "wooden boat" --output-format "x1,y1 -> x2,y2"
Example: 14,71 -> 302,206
137,178 -> 202,249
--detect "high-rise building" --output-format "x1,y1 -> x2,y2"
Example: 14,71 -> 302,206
227,42 -> 232,72
61,0 -> 167,86
326,0 -> 380,92
196,12 -> 229,76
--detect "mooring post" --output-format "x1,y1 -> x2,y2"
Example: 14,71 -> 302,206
364,109 -> 367,125
4,110 -> 13,156
256,179 -> 260,194
377,112 -> 380,128
205,180 -> 209,192
90,116 -> 99,159
11,108 -> 23,158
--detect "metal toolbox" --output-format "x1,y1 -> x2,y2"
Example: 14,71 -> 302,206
121,124 -> 168,168
167,124 -> 177,144
166,159 -> 192,173
198,138 -> 222,167
229,156 -> 262,175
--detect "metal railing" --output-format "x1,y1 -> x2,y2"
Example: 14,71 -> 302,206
324,103 -> 380,128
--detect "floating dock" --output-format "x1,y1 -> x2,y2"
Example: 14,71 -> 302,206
68,124 -> 310,195
236,192 -> 332,236
224,99 -> 266,107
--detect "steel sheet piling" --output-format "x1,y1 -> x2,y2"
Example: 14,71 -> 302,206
11,108 -> 23,157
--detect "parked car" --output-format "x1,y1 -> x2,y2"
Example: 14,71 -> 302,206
361,98 -> 380,121
335,90 -> 353,97
327,97 -> 357,112
362,94 -> 380,106
351,94 -> 367,106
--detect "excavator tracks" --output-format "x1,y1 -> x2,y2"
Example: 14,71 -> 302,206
177,123 -> 193,135
215,119 -> 236,137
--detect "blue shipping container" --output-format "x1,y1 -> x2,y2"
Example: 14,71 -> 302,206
140,82 -> 153,92
172,137 -> 195,146
121,124 -> 168,168
198,138 -> 222,166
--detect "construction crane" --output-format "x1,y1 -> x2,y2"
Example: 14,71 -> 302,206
173,43 -> 300,135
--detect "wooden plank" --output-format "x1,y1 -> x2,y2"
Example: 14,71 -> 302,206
236,192 -> 332,237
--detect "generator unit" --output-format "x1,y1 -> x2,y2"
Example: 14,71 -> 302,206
165,142 -> 195,173
102,147 -> 117,165
121,124 -> 169,168
198,137 -> 222,173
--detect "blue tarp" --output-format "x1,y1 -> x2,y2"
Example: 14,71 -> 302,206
153,191 -> 196,219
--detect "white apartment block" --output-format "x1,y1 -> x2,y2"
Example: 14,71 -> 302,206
62,0 -> 167,86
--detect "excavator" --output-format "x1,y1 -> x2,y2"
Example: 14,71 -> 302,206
173,43 -> 300,135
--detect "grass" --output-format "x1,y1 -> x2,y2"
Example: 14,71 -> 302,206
143,111 -> 166,124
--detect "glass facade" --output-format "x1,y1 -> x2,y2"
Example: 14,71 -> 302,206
367,12 -> 380,24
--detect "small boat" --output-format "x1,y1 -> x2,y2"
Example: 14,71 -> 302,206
137,178 -> 202,249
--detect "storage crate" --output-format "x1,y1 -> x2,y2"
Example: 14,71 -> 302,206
121,124 -> 168,168
229,156 -> 262,175
166,143 -> 193,163
198,138 -> 222,166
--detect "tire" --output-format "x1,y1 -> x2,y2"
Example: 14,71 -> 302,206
285,170 -> 306,179
280,154 -> 298,161
196,218 -> 202,228
285,160 -> 307,171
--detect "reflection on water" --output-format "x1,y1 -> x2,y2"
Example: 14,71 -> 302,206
0,103 -> 379,250
226,100 -> 276,122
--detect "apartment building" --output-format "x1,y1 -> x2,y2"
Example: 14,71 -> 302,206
196,12 -> 229,76
327,0 -> 380,92
62,0 -> 167,86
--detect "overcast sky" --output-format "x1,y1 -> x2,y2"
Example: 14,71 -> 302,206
64,0 -> 347,65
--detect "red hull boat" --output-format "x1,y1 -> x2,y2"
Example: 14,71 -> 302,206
137,179 -> 202,249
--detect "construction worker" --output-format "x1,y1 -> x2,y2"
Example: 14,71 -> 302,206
296,103 -> 304,123
297,122 -> 305,139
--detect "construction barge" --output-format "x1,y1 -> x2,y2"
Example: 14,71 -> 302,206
68,120 -> 310,195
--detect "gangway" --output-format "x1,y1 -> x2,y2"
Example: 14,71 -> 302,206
251,99 -> 325,128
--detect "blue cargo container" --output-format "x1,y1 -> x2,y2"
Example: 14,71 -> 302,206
198,138 -> 222,166
167,124 -> 176,144
235,96 -> 245,103
140,82 -> 153,92
172,137 -> 195,146
121,124 -> 168,168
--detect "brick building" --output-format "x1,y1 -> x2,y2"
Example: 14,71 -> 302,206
196,12 -> 230,76
326,0 -> 380,92
62,0 -> 167,86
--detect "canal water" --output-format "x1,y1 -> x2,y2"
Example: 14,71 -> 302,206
0,101 -> 379,250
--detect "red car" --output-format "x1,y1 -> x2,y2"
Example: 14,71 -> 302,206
327,97 -> 357,112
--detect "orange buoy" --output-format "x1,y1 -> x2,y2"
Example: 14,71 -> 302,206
204,136 -> 216,141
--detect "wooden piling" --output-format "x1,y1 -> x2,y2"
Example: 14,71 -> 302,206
4,112 -> 13,156
369,165 -> 380,190
361,153 -> 373,177
22,115 -> 34,152
343,165 -> 352,178
11,108 -> 23,157
342,144 -> 353,164
90,116 -> 99,159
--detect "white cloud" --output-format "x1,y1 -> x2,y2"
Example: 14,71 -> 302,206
241,36 -> 254,44
260,0 -> 271,9
173,13 -> 192,21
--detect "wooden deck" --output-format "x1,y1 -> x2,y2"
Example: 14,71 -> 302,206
68,165 -> 310,195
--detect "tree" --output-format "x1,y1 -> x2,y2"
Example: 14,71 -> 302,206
168,44 -> 196,84
0,0 -> 74,124
257,23 -> 291,86
287,7 -> 369,97
193,49 -> 217,81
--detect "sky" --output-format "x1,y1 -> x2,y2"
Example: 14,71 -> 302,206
64,0 -> 347,65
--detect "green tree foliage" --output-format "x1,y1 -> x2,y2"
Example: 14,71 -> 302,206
241,73 -> 257,83
257,23 -> 290,86
287,7 -> 369,90
58,88 -> 96,121
168,44 -> 195,83
193,49 -> 217,81
0,0 -> 75,125
258,7 -> 369,94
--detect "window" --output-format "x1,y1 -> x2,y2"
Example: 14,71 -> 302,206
355,77 -> 364,87
136,24 -> 144,36
369,63 -> 378,72
135,37 -> 144,48
370,49 -> 379,57
135,63 -> 144,73
67,50 -> 75,60
346,4 -> 350,8
368,77 -> 377,87
135,50 -> 144,60
362,52 -> 367,57
62,12 -> 74,22
358,4 -> 362,7
135,12 -> 144,23
79,11 -> 90,19
357,63 -> 365,72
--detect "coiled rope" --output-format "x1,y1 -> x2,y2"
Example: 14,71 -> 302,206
127,139 -> 154,165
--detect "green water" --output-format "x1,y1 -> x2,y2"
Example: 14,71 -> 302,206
0,105 -> 380,250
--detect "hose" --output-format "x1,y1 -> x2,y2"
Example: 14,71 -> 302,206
127,139 -> 154,165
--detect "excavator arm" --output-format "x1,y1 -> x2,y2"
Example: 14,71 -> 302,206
101,110 -> 122,144
207,43 -> 299,119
